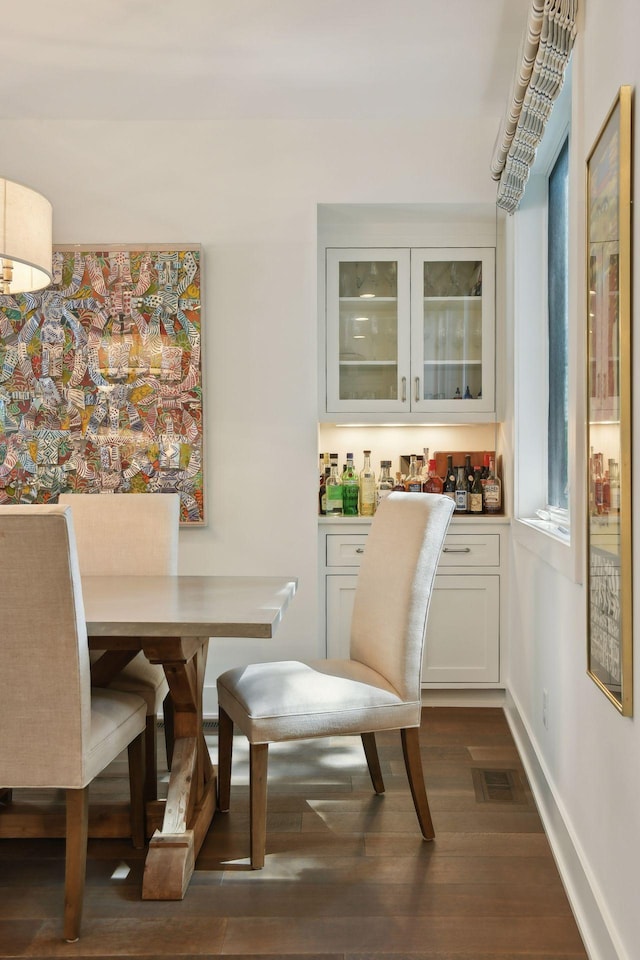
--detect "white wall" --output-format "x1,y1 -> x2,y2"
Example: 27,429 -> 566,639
0,116 -> 500,711
507,2 -> 640,958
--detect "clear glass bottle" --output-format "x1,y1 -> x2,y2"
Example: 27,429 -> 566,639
443,455 -> 456,502
342,452 -> 359,516
325,455 -> 343,516
469,467 -> 484,514
454,465 -> 469,513
359,449 -> 376,516
483,456 -> 502,515
376,460 -> 394,507
423,458 -> 443,495
393,471 -> 406,491
318,453 -> 330,515
406,454 -> 422,493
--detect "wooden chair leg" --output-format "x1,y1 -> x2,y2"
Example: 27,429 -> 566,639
63,787 -> 89,942
143,714 -> 159,803
401,726 -> 435,840
128,731 -> 146,849
249,742 -> 269,869
162,694 -> 175,770
217,707 -> 233,812
361,732 -> 385,794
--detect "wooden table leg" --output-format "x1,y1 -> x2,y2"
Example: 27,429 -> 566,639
142,638 -> 215,900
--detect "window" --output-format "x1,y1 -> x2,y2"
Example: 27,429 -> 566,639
547,138 -> 569,514
512,60 -> 582,581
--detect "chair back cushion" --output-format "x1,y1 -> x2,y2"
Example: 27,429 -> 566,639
58,492 -> 179,575
0,505 -> 91,786
349,492 -> 454,702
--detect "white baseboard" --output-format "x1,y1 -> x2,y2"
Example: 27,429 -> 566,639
421,687 -> 506,707
504,689 -> 625,960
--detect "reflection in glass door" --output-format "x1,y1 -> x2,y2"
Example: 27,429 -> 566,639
421,259 -> 483,401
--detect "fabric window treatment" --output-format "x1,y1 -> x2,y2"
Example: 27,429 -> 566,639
491,0 -> 578,213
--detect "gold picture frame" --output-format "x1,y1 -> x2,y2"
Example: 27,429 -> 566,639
586,86 -> 633,715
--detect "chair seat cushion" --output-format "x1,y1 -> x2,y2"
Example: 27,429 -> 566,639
86,689 -> 147,785
91,650 -> 169,714
217,659 -> 421,743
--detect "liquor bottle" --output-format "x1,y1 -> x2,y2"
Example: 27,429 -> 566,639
423,458 -> 443,495
342,452 -> 359,516
421,448 -> 430,482
393,471 -> 406,491
376,460 -> 394,507
406,455 -> 422,493
443,455 -> 456,503
454,465 -> 469,513
469,467 -> 484,514
594,453 -> 604,514
318,453 -> 330,515
484,456 -> 502,515
325,456 -> 343,516
453,386 -> 462,400
609,459 -> 620,515
464,454 -> 474,487
463,385 -> 473,399
359,449 -> 376,516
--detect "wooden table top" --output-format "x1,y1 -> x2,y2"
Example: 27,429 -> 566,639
81,574 -> 298,638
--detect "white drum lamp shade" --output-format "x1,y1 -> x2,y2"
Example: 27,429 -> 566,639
0,178 -> 53,294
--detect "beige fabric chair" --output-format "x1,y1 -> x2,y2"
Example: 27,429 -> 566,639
0,504 -> 146,941
58,493 -> 180,800
217,491 -> 454,868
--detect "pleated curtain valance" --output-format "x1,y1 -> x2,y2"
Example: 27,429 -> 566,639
491,0 -> 578,213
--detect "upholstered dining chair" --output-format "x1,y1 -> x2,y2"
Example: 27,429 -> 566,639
0,504 -> 146,941
217,491 -> 454,868
58,492 -> 180,800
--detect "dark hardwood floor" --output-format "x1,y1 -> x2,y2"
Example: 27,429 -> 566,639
0,707 -> 588,959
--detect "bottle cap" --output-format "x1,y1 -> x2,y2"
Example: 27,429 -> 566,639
363,449 -> 371,455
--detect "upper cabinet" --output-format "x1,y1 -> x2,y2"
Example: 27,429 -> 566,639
323,246 -> 496,422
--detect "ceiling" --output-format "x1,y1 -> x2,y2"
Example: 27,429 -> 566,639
2,0 -> 531,124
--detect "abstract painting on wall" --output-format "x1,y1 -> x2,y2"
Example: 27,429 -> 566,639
0,244 -> 204,524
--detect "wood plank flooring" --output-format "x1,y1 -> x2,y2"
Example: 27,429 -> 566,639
0,707 -> 588,958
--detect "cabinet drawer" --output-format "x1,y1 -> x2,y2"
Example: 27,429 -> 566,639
439,534 -> 499,567
326,534 -> 368,567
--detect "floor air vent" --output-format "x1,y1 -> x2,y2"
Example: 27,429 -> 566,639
472,768 -> 527,804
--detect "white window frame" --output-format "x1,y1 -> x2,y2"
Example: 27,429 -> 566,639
511,60 -> 584,583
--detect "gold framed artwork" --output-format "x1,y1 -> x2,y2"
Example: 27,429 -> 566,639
0,244 -> 204,524
586,86 -> 633,715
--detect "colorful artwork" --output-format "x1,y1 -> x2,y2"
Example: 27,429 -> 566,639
0,245 -> 204,523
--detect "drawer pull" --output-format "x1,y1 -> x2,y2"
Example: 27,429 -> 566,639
355,547 -> 365,554
443,546 -> 471,553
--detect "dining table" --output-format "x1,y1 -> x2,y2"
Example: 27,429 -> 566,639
78,575 -> 297,900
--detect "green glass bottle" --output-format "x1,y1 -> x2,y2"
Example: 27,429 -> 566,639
342,452 -> 359,516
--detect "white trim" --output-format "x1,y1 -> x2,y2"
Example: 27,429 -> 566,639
504,690 -> 630,960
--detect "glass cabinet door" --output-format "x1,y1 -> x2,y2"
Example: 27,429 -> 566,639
326,248 -> 411,412
410,248 -> 495,414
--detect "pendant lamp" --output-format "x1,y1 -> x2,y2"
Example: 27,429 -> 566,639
0,178 -> 53,295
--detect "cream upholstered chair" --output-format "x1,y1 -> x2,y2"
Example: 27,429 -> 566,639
58,492 -> 179,800
217,491 -> 454,868
0,504 -> 146,941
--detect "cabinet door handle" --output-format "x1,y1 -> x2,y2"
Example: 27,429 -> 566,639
355,547 -> 365,554
414,377 -> 420,403
443,547 -> 472,553
401,376 -> 407,402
